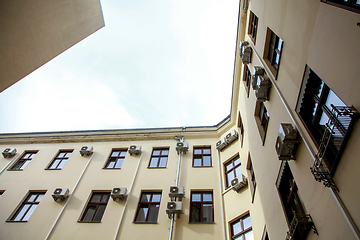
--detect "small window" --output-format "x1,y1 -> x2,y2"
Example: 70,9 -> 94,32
243,65 -> 251,97
230,214 -> 254,240
238,113 -> 244,147
9,151 -> 38,171
148,148 -> 169,168
246,156 -> 256,202
80,192 -> 110,222
0,190 -> 5,197
321,0 -> 360,14
190,191 -> 214,223
47,150 -> 73,170
104,149 -> 127,169
248,11 -> 258,43
9,192 -> 45,222
254,102 -> 269,144
224,155 -> 243,188
134,192 -> 162,223
193,147 -> 212,167
264,28 -> 283,79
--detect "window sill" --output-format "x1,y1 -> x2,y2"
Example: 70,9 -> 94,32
189,221 -> 215,224
7,169 -> 22,171
44,168 -> 61,170
6,220 -> 27,222
77,221 -> 102,223
102,168 -> 122,170
133,221 -> 158,224
147,167 -> 167,169
192,166 -> 212,168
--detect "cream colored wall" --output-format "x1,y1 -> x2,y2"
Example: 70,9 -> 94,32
0,0 -> 104,92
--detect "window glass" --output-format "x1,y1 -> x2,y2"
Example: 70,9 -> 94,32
148,205 -> 160,222
22,205 -> 38,221
194,158 -> 202,167
203,156 -> 211,166
136,207 -> 148,222
14,204 -> 30,221
202,204 -> 213,222
232,221 -> 241,235
159,157 -> 167,167
153,150 -> 161,156
141,194 -> 152,202
203,193 -> 212,201
152,194 -> 161,202
91,193 -> 102,202
243,216 -> 252,229
194,149 -> 202,155
192,194 -> 201,202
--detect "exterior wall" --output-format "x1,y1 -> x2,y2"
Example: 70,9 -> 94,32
0,0 -> 104,92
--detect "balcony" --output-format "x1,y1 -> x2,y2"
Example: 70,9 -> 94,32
285,213 -> 318,240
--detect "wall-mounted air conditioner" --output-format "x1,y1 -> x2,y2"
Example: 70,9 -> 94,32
231,174 -> 247,192
252,66 -> 265,90
79,146 -> 93,156
216,138 -> 228,151
239,41 -> 249,59
276,123 -> 301,160
52,188 -> 70,202
241,45 -> 252,65
225,130 -> 239,144
2,148 -> 16,158
110,187 -> 128,201
166,201 -> 183,218
128,145 -> 141,156
169,186 -> 185,200
255,75 -> 271,102
176,142 -> 189,154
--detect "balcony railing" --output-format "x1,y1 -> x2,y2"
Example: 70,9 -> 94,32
285,213 -> 318,240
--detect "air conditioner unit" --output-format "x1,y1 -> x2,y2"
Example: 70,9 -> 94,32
239,41 -> 249,59
128,145 -> 141,155
252,66 -> 265,90
216,138 -> 228,151
166,201 -> 183,218
169,186 -> 185,200
255,75 -> 271,102
231,174 -> 247,192
52,188 -> 70,202
276,123 -> 300,160
80,146 -> 93,156
241,45 -> 252,65
225,130 -> 239,144
176,142 -> 189,154
110,187 -> 128,201
2,148 -> 16,158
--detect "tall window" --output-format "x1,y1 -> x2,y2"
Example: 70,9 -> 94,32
230,214 -> 254,240
190,191 -> 214,223
248,11 -> 258,43
238,113 -> 244,147
80,192 -> 110,222
148,148 -> 169,168
193,147 -> 212,167
264,28 -> 283,78
9,192 -> 45,222
134,192 -> 162,223
47,150 -> 72,170
243,65 -> 251,97
225,156 -> 243,188
255,101 -> 270,144
9,151 -> 37,170
104,149 -> 127,169
296,65 -> 359,174
322,0 -> 360,14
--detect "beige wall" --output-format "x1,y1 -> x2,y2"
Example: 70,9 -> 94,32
0,0 -> 104,92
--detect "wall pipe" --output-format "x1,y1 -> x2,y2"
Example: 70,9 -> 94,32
217,150 -> 227,240
0,154 -> 18,174
45,152 -> 95,240
247,40 -> 360,239
114,152 -> 143,240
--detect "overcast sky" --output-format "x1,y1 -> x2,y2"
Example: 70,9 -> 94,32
0,0 -> 239,133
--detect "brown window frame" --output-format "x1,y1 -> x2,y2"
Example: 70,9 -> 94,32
243,64 -> 251,98
148,148 -> 169,168
134,191 -> 162,223
79,192 -> 110,223
46,150 -> 73,170
9,191 -> 46,222
230,214 -> 253,240
321,0 -> 360,14
238,113 -> 244,147
193,147 -> 212,167
248,11 -> 258,43
104,149 -> 127,169
264,28 -> 283,79
189,190 -> 214,223
224,155 -> 243,188
246,155 -> 256,203
9,151 -> 38,171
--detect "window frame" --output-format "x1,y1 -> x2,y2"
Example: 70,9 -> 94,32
224,155 -> 243,189
79,191 -> 110,223
192,146 -> 212,167
230,214 -> 254,240
254,102 -> 269,145
321,0 -> 360,14
238,113 -> 244,147
8,191 -> 46,222
248,11 -> 258,44
8,151 -> 38,171
243,64 -> 251,98
264,28 -> 283,79
46,150 -> 73,170
148,148 -> 169,168
246,156 -> 256,203
134,191 -> 162,223
103,149 -> 127,169
189,190 -> 214,223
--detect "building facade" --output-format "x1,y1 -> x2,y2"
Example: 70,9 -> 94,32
0,0 -> 360,239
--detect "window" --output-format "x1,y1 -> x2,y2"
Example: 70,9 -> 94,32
148,148 -> 169,168
262,226 -> 269,240
243,65 -> 251,97
230,214 -> 254,240
80,192 -> 110,222
9,192 -> 45,222
9,151 -> 37,170
225,156 -> 243,188
193,147 -> 212,167
47,150 -> 72,170
246,157 -> 256,202
190,191 -> 214,223
238,113 -> 244,147
296,65 -> 359,174
0,190 -> 5,197
264,28 -> 283,79
255,102 -> 269,144
134,192 -> 161,223
321,0 -> 360,14
248,11 -> 258,43
104,149 -> 127,169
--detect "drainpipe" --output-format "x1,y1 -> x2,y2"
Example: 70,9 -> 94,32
0,154 -> 18,174
114,152 -> 143,240
217,150 -> 227,240
45,152 -> 95,240
169,136 -> 184,240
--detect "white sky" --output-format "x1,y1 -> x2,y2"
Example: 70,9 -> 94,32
0,0 -> 239,133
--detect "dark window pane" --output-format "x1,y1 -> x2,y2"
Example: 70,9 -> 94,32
147,205 -> 159,222
93,205 -> 106,222
191,202 -> 201,222
91,194 -> 102,202
141,194 -> 152,202
202,204 -> 213,222
101,194 -> 110,203
136,207 -> 148,222
83,205 -> 96,221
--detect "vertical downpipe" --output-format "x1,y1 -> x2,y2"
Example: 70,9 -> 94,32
217,150 -> 227,240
